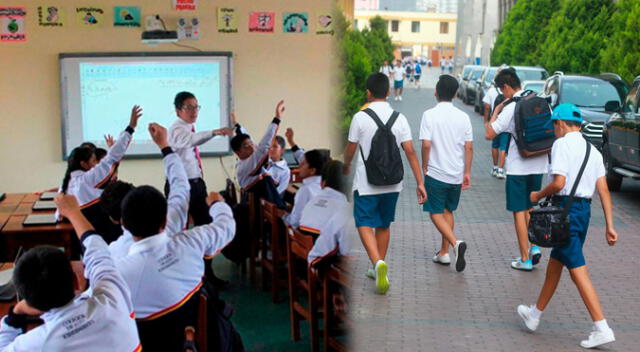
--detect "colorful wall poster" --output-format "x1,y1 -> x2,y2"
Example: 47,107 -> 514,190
38,6 -> 64,27
316,14 -> 334,35
217,8 -> 237,33
76,6 -> 104,27
173,0 -> 197,11
249,11 -> 275,33
114,6 -> 140,27
283,12 -> 308,33
177,17 -> 200,40
0,7 -> 26,42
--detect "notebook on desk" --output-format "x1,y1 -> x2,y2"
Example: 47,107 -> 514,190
39,192 -> 59,200
32,201 -> 57,211
23,213 -> 58,226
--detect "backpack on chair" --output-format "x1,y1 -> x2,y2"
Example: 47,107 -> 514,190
359,108 -> 404,186
511,90 -> 555,157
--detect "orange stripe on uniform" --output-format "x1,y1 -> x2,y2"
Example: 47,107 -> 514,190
299,225 -> 321,235
132,344 -> 142,352
95,163 -> 118,189
80,198 -> 101,209
139,281 -> 203,321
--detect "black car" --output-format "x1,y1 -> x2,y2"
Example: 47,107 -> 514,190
460,66 -> 485,104
602,75 -> 640,191
473,66 -> 499,113
457,65 -> 482,97
540,73 -> 626,148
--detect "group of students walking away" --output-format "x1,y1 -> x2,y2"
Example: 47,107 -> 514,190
344,68 -> 619,349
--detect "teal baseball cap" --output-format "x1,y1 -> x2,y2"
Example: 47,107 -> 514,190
551,103 -> 583,123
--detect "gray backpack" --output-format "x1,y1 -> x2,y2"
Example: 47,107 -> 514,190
359,109 -> 404,186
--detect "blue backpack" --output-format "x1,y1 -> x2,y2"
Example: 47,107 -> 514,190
512,90 -> 555,157
415,64 -> 422,74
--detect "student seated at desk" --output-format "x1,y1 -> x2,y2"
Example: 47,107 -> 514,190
299,160 -> 352,265
114,125 -> 236,351
0,194 -> 140,351
103,123 -> 191,260
285,128 -> 306,164
58,106 -> 143,244
266,136 -> 290,197
282,149 -> 329,228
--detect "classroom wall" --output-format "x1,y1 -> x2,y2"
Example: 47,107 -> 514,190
0,0 -> 341,192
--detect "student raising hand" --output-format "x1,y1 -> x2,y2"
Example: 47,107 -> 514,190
129,105 -> 143,129
148,123 -> 169,149
104,134 -> 115,148
275,100 -> 285,119
285,127 -> 296,147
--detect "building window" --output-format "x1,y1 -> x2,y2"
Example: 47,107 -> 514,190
391,20 -> 399,32
440,22 -> 449,34
411,21 -> 420,33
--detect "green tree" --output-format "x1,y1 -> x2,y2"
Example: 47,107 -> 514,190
600,0 -> 640,83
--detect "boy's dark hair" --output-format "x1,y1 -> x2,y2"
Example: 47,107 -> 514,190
79,142 -> 97,150
494,68 -> 521,90
230,134 -> 250,152
13,246 -> 75,311
95,147 -> 107,161
121,185 -> 167,238
554,119 -> 582,128
274,136 -> 285,149
304,149 -> 330,175
435,75 -> 459,101
101,181 -> 135,222
61,147 -> 95,194
321,160 -> 347,195
366,73 -> 390,99
174,91 -> 196,110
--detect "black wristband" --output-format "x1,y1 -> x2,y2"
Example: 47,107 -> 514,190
161,146 -> 174,157
80,230 -> 99,243
125,126 -> 135,134
272,117 -> 281,125
291,145 -> 300,152
5,306 -> 29,331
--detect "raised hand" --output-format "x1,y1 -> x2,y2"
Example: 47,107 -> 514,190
275,100 -> 285,119
206,191 -> 225,206
104,134 -> 115,148
148,123 -> 169,149
230,110 -> 237,126
129,105 -> 143,129
214,127 -> 235,137
285,128 -> 296,147
54,194 -> 81,219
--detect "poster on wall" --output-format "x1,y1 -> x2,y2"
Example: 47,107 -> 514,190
38,6 -> 64,27
316,14 -> 334,35
114,6 -> 140,27
249,11 -> 274,33
177,17 -> 200,40
173,0 -> 197,11
283,12 -> 308,33
0,7 -> 26,42
76,6 -> 104,27
217,8 -> 237,33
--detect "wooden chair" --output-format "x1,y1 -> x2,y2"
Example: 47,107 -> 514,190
260,199 -> 288,303
183,292 -> 208,352
246,191 -> 261,286
322,258 -> 351,352
286,226 -> 321,352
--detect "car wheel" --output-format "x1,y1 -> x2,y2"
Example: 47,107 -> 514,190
603,142 -> 622,192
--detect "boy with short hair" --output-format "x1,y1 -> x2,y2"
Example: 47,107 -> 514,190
482,68 -> 510,179
391,60 -> 406,101
517,104 -> 618,349
266,135 -> 290,196
0,194 -> 140,351
420,75 -> 473,272
344,72 -> 427,295
484,68 -> 546,271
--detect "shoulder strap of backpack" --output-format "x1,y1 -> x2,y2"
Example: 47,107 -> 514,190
562,140 -> 591,218
386,111 -> 400,129
362,108 -> 385,129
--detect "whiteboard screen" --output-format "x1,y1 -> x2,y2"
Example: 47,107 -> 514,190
59,52 -> 232,159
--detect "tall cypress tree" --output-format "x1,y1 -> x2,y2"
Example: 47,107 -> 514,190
600,0 -> 640,83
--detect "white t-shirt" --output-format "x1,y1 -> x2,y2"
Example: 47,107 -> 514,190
380,65 -> 392,77
550,131 -> 605,198
419,102 -> 473,184
391,66 -> 405,81
348,101 -> 413,196
490,90 -> 549,175
483,86 -> 500,111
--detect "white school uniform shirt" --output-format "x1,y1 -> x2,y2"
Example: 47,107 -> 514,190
169,118 -> 216,180
483,86 -> 500,111
109,151 -> 190,259
115,202 -> 235,320
391,66 -> 405,81
235,121 -> 279,189
298,187 -> 351,264
550,131 -> 605,198
282,175 -> 322,228
419,102 -> 473,184
266,159 -> 290,195
380,65 -> 392,77
348,101 -> 413,196
0,234 -> 140,352
490,90 -> 549,175
65,128 -> 132,208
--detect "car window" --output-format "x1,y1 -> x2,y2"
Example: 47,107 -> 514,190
547,78 -> 559,95
560,80 -> 621,108
524,82 -> 544,93
516,69 -> 547,81
470,69 -> 483,80
462,67 -> 473,78
484,69 -> 498,84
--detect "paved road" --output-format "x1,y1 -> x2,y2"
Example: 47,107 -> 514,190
348,77 -> 640,351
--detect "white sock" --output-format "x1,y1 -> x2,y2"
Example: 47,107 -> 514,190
492,165 -> 498,171
594,319 -> 610,332
375,259 -> 385,269
530,305 -> 542,320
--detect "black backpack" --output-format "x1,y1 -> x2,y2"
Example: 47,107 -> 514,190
359,108 -> 404,186
512,90 -> 555,158
490,92 -> 505,121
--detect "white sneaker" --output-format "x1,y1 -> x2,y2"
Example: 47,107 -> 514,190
394,96 -> 399,101
453,241 -> 467,272
517,305 -> 540,331
496,168 -> 506,179
491,167 -> 498,177
580,328 -> 615,348
432,251 -> 451,265
398,96 -> 403,101
365,266 -> 375,280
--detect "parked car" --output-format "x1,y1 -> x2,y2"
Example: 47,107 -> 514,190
540,73 -> 627,148
460,66 -> 485,104
473,66 -> 499,113
601,75 -> 640,191
522,80 -> 545,93
457,65 -> 482,98
513,66 -> 549,82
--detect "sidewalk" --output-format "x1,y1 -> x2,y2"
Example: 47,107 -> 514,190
348,87 -> 640,351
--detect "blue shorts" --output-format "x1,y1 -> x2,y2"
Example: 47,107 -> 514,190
414,75 -> 421,80
394,80 -> 404,89
505,174 -> 543,212
353,191 -> 399,228
491,132 -> 511,151
550,197 -> 591,269
423,175 -> 461,214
